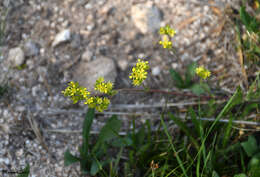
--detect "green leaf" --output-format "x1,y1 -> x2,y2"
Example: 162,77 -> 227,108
234,174 -> 247,177
241,135 -> 259,157
17,164 -> 30,177
249,152 -> 260,176
97,115 -> 121,143
136,125 -> 146,146
111,136 -> 133,147
241,103 -> 258,118
81,108 -> 95,158
185,62 -> 197,87
191,83 -> 205,96
64,150 -> 80,166
170,68 -> 184,88
90,158 -> 100,176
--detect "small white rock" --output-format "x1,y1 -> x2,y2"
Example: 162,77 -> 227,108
16,149 -> 24,157
4,158 -> 10,165
7,47 -> 25,66
152,66 -> 160,76
52,29 -> 71,47
171,63 -> 178,69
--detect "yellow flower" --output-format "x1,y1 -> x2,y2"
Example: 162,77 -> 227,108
62,81 -> 90,104
94,77 -> 114,94
195,66 -> 211,79
129,59 -> 149,86
63,81 -> 112,112
159,35 -> 172,49
159,25 -> 176,37
84,96 -> 110,112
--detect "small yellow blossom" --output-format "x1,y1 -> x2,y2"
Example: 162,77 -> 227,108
84,96 -> 110,112
195,66 -> 211,79
159,35 -> 172,49
159,25 -> 176,37
129,59 -> 149,86
94,77 -> 114,94
62,81 -> 90,104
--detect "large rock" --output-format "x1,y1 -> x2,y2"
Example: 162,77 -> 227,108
73,57 -> 117,91
7,47 -> 25,66
131,3 -> 162,34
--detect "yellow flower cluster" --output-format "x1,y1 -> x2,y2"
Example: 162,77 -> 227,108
129,59 -> 149,86
159,25 -> 175,49
62,81 -> 90,104
62,78 -> 114,112
84,96 -> 110,113
195,66 -> 211,79
159,36 -> 172,49
159,25 -> 176,37
94,77 -> 113,94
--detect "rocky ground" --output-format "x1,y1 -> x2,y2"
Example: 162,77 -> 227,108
0,0 -> 247,176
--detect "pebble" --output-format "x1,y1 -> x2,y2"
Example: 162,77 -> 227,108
118,59 -> 128,71
16,149 -> 24,157
7,47 -> 25,67
131,3 -> 162,34
71,34 -> 81,49
81,48 -> 93,62
24,40 -> 40,57
52,29 -> 71,47
0,124 -> 10,134
152,66 -> 160,76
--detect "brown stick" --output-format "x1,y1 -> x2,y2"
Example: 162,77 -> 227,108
115,88 -> 224,99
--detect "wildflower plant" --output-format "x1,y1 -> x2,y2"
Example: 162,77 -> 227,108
62,81 -> 90,104
94,77 -> 116,95
62,77 -> 114,112
159,36 -> 172,49
159,24 -> 176,37
129,59 -> 149,86
84,96 -> 110,112
195,66 -> 211,80
62,19 -> 260,177
158,25 -> 176,49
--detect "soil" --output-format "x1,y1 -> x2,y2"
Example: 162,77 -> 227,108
0,0 -> 251,176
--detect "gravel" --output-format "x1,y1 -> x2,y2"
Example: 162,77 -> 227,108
0,0 -> 244,176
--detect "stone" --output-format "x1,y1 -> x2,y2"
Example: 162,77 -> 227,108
152,66 -> 160,76
24,40 -> 40,56
73,57 -> 117,91
0,124 -> 10,134
81,49 -> 93,62
131,3 -> 162,34
118,59 -> 128,71
7,47 -> 25,66
71,34 -> 81,49
52,29 -> 71,47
